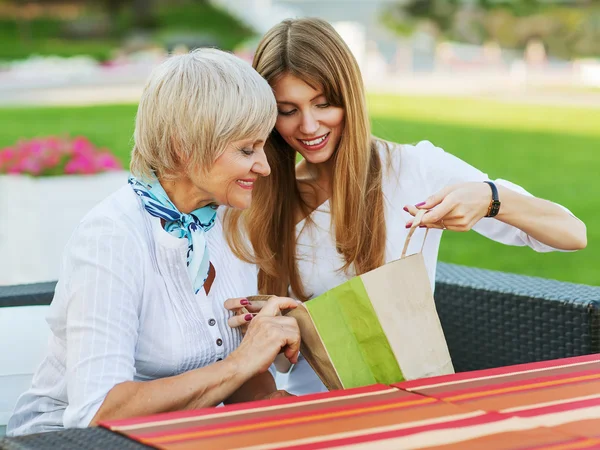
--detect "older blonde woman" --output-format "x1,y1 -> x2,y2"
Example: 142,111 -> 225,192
7,49 -> 300,436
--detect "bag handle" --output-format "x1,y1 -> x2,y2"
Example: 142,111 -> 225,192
401,209 -> 430,259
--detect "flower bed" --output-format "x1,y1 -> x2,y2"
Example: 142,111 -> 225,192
0,136 -> 128,285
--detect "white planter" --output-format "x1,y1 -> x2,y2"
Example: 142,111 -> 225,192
0,171 -> 129,285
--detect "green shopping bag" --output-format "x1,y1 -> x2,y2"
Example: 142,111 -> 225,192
287,210 -> 454,390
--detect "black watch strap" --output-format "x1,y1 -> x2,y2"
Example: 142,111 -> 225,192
483,181 -> 501,217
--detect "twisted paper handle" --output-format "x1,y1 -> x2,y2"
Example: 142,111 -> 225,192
401,209 -> 430,259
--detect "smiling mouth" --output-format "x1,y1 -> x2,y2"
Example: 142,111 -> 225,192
236,179 -> 255,190
298,133 -> 330,147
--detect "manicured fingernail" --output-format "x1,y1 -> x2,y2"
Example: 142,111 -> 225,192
403,206 -> 408,212
244,314 -> 253,321
240,299 -> 249,306
419,225 -> 427,228
405,223 -> 412,228
415,201 -> 426,207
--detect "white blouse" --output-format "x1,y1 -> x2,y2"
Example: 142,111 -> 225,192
8,186 -> 257,436
276,140 -> 573,395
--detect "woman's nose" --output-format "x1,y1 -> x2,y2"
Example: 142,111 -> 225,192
299,112 -> 319,135
253,150 -> 271,177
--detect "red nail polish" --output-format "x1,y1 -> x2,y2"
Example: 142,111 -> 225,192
419,225 -> 427,228
244,314 -> 253,321
403,206 -> 408,212
405,223 -> 412,228
240,299 -> 249,306
415,201 -> 426,207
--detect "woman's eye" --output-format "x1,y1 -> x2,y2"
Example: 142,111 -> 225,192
241,148 -> 254,156
317,103 -> 330,109
278,109 -> 296,116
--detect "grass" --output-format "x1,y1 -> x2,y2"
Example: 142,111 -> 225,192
369,95 -> 599,286
0,95 -> 597,286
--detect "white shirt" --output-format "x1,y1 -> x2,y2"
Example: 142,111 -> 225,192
8,186 -> 257,436
276,140 -> 573,395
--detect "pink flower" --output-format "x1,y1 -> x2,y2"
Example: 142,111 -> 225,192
0,136 -> 123,176
95,152 -> 122,171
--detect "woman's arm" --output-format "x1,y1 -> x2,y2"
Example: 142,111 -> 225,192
494,184 -> 586,250
406,182 -> 586,251
90,297 -> 301,424
90,357 -> 248,425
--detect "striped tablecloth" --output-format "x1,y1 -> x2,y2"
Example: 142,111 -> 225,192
101,354 -> 600,449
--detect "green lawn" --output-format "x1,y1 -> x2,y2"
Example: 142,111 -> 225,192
0,95 -> 597,286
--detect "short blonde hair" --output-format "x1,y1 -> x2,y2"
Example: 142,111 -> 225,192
131,48 -> 277,180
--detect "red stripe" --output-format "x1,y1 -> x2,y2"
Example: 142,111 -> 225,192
135,393 -> 435,441
395,354 -> 600,390
100,384 -> 393,429
280,412 -> 506,450
435,369 -> 600,401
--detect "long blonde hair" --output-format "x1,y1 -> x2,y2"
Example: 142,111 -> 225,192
225,18 -> 387,300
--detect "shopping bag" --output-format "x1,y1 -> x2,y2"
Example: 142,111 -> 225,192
287,210 -> 454,390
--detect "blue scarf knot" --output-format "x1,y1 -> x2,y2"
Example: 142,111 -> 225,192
129,176 -> 217,294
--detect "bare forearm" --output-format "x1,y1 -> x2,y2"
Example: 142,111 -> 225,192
90,357 -> 249,425
495,186 -> 587,250
224,370 -> 277,404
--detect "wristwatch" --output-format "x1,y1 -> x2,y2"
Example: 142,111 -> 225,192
483,181 -> 501,217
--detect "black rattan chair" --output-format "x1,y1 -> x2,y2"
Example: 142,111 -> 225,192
1,262 -> 599,373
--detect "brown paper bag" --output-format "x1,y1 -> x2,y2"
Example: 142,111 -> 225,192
287,210 -> 454,390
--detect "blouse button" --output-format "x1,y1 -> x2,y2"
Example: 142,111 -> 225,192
216,338 -> 223,346
208,318 -> 216,326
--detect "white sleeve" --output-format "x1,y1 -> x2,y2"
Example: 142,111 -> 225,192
409,140 -> 573,252
61,216 -> 144,428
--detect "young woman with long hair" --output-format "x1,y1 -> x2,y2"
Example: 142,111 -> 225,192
225,18 -> 586,395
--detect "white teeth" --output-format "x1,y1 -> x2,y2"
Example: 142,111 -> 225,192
237,180 -> 253,186
301,134 -> 328,146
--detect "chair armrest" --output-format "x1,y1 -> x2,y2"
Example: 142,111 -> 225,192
0,282 -> 57,308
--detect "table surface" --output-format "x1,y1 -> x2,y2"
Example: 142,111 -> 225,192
2,354 -> 599,450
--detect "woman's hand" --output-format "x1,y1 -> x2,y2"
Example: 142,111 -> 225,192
228,296 -> 301,378
404,182 -> 586,250
404,182 -> 491,231
261,390 -> 295,400
224,295 -> 273,333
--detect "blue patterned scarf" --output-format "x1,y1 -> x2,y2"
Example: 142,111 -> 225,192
129,177 -> 217,294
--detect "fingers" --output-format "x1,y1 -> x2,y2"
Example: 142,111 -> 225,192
278,318 -> 301,364
403,204 -> 420,218
259,296 -> 302,317
224,297 -> 268,314
223,297 -> 251,312
419,198 -> 455,227
243,314 -> 301,368
227,312 -> 256,329
414,185 -> 454,211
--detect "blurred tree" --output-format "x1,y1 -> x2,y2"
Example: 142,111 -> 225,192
382,0 -> 600,58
